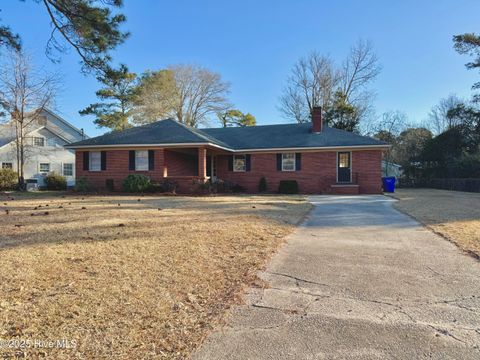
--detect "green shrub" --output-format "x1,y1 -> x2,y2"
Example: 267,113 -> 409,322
192,179 -> 244,194
44,172 -> 67,190
0,168 -> 17,190
278,180 -> 299,194
231,183 -> 246,193
123,174 -> 151,192
148,179 -> 178,193
75,176 -> 91,192
105,179 -> 115,192
259,176 -> 267,192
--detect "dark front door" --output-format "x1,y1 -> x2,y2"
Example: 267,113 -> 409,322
337,152 -> 351,183
206,156 -> 212,177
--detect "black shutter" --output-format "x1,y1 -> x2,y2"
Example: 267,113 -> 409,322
295,153 -> 301,171
276,154 -> 282,171
129,150 -> 135,170
246,154 -> 251,171
101,151 -> 107,171
83,151 -> 89,171
228,155 -> 233,171
148,150 -> 155,170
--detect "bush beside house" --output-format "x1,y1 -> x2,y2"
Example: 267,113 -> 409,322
123,174 -> 151,192
0,169 -> 17,190
44,173 -> 67,190
278,180 -> 299,194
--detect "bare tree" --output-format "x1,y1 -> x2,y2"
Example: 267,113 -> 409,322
132,65 -> 230,127
427,94 -> 464,134
373,111 -> 407,176
0,50 -> 58,188
340,40 -> 381,104
279,40 -> 381,127
170,64 -> 230,127
279,53 -> 339,123
132,69 -> 179,125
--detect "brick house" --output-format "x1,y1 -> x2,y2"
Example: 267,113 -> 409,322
67,107 -> 389,194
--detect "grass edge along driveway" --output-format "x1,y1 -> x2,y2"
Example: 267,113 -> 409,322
391,188 -> 480,258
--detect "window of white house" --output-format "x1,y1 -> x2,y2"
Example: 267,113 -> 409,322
33,137 -> 45,146
2,162 -> 13,169
282,153 -> 296,171
233,155 -> 246,172
47,137 -> 57,147
39,163 -> 50,174
135,150 -> 149,171
63,163 -> 73,176
89,151 -> 101,171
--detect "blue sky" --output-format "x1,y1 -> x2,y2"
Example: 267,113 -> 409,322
1,0 -> 479,136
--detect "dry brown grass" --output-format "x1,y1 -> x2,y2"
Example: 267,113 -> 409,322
0,192 -> 311,359
391,188 -> 480,258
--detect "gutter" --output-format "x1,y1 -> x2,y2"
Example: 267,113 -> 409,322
65,143 -> 390,152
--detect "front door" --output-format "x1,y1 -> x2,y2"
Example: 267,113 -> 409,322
206,155 -> 217,179
337,152 -> 351,183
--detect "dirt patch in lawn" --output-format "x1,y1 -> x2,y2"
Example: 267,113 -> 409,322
391,188 -> 480,258
0,193 -> 311,359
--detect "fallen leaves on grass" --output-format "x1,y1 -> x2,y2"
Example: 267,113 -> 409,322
0,193 -> 311,359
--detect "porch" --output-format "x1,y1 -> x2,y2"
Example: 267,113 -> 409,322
161,147 -> 222,192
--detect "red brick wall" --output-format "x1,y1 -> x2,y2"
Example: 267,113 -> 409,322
216,150 -> 382,194
76,149 -> 167,191
164,150 -> 198,176
75,148 -> 383,194
352,150 -> 383,194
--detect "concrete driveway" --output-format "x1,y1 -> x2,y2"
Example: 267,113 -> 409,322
192,195 -> 480,359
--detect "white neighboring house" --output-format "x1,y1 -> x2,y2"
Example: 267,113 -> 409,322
382,160 -> 403,178
0,109 -> 87,187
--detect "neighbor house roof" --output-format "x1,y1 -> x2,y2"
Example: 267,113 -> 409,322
67,118 -> 388,151
0,108 -> 87,148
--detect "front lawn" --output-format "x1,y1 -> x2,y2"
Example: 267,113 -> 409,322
0,193 -> 311,359
391,188 -> 480,258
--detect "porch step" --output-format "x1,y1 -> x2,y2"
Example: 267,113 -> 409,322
330,184 -> 360,195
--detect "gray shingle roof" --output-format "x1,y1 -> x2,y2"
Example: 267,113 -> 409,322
201,123 -> 386,150
68,118 -> 387,150
68,119 -> 217,147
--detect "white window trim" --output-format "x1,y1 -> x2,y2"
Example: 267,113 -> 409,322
39,162 -> 50,174
89,151 -> 102,172
63,163 -> 74,177
135,150 -> 149,171
33,137 -> 45,147
336,151 -> 352,183
281,153 -> 296,172
233,154 -> 246,172
2,162 -> 13,169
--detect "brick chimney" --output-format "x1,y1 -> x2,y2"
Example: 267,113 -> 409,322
311,106 -> 323,133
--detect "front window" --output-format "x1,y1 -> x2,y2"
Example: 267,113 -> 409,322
39,163 -> 50,174
63,163 -> 73,176
89,151 -> 101,171
2,162 -> 13,169
282,153 -> 296,171
233,155 -> 246,172
135,150 -> 149,171
33,137 -> 45,147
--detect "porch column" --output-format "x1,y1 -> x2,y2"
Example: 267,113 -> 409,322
158,148 -> 167,177
198,147 -> 207,179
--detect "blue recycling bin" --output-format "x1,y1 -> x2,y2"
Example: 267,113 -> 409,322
382,176 -> 396,193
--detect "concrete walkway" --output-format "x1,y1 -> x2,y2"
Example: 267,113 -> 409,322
192,195 -> 480,359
